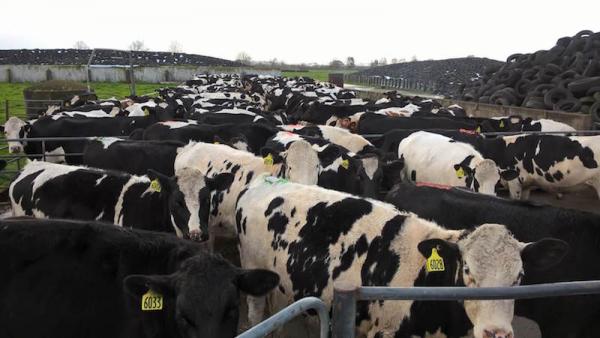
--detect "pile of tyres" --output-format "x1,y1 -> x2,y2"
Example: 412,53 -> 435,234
461,30 -> 600,121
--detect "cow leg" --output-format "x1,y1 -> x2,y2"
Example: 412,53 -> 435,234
521,187 -> 532,200
247,295 -> 267,326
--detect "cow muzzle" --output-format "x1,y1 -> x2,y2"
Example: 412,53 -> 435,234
189,229 -> 209,242
483,329 -> 513,338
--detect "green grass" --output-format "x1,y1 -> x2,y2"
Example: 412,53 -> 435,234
282,69 -> 356,82
0,81 -> 174,188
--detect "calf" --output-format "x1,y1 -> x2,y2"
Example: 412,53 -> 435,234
385,182 -> 600,338
0,218 -> 278,338
399,131 -> 500,195
480,134 -> 600,200
83,138 -> 185,176
189,171 -> 566,338
9,161 -> 205,239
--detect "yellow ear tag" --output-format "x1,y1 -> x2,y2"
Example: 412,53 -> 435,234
143,107 -> 150,116
341,159 -> 349,170
150,179 -> 162,193
476,126 -> 481,133
141,289 -> 163,311
263,154 -> 274,166
426,248 -> 445,272
455,167 -> 465,179
499,120 -> 505,128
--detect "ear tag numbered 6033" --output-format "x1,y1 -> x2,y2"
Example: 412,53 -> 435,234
426,248 -> 445,272
141,289 -> 163,311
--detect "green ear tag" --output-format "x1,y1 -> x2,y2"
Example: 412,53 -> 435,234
499,120 -> 505,128
263,154 -> 274,166
141,289 -> 163,311
426,248 -> 445,272
455,167 -> 465,179
341,159 -> 349,170
150,179 -> 162,192
143,107 -> 150,116
476,126 -> 481,133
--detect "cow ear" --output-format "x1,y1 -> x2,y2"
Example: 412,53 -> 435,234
500,169 -> 519,181
317,145 -> 343,164
259,147 -> 284,164
453,164 -> 461,171
23,124 -> 31,133
418,239 -> 459,261
123,274 -> 175,298
235,269 -> 280,296
205,173 -> 234,191
380,159 -> 404,190
147,169 -> 174,190
521,238 -> 569,271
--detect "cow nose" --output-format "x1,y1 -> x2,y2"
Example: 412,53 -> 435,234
484,329 -> 513,338
189,229 -> 206,242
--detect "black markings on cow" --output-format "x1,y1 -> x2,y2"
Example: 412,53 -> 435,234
10,169 -> 44,215
286,198 -> 373,300
290,207 -> 297,218
265,197 -> 284,216
245,171 -> 254,185
411,170 -> 416,181
332,234 -> 369,279
278,285 -> 286,294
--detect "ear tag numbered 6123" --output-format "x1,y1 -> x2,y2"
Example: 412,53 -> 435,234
426,248 -> 445,272
141,289 -> 163,311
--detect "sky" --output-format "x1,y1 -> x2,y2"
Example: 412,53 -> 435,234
1,0 -> 599,65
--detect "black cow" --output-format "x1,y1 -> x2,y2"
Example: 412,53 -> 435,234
142,122 -> 277,155
0,218 -> 278,338
385,182 -> 600,338
83,138 -> 185,176
354,113 -> 480,134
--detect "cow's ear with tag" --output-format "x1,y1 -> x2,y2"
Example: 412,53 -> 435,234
317,145 -> 343,164
147,169 -> 174,193
418,238 -> 459,261
259,147 -> 284,164
521,238 -> 569,271
123,274 -> 175,298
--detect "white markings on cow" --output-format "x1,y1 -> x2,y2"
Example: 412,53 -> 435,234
161,120 -> 198,129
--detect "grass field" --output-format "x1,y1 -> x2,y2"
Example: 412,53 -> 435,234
0,81 -> 173,188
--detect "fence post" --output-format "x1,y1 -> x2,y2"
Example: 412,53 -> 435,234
332,281 -> 358,338
4,100 -> 8,121
41,140 -> 46,162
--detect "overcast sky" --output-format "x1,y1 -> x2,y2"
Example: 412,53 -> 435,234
1,0 -> 598,65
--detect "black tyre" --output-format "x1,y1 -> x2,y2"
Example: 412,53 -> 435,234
544,87 -> 573,109
556,98 -> 582,112
568,76 -> 600,95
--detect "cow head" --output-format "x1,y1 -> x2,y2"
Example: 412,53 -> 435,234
261,140 -> 319,185
418,224 -> 568,338
124,254 -> 279,338
147,169 -> 204,241
2,117 -> 30,153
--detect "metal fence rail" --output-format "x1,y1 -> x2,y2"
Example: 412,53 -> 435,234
331,280 -> 600,338
237,297 -> 329,338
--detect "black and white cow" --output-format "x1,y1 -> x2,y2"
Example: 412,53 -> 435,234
142,121 -> 277,155
184,170 -> 566,338
478,134 -> 600,200
0,218 -> 279,338
384,182 -> 600,338
83,138 -> 185,176
1,115 -> 156,164
263,131 -> 380,197
399,131 -> 500,195
174,141 -> 320,239
9,161 -> 206,240
280,124 -> 377,155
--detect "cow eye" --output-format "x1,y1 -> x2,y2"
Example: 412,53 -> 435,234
463,263 -> 470,275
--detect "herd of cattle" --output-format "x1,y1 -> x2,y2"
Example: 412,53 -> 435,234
1,74 -> 600,338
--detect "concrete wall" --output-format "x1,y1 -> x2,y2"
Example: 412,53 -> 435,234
0,64 -> 280,83
354,90 -> 592,130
